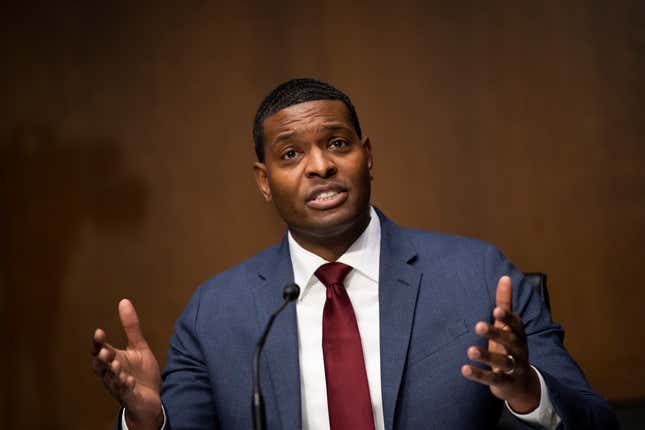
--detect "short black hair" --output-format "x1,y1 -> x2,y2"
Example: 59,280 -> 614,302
252,78 -> 362,162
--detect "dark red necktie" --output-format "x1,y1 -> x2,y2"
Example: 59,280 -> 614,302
315,262 -> 375,430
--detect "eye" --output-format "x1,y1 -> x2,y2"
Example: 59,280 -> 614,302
282,149 -> 298,160
329,139 -> 347,150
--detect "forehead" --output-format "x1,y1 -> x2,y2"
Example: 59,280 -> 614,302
262,100 -> 352,138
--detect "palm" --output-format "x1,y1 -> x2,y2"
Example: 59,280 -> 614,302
112,344 -> 161,410
461,276 -> 540,413
93,299 -> 163,426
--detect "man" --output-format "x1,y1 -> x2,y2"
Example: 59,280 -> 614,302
92,78 -> 618,429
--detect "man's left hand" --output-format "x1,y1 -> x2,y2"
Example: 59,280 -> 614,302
461,275 -> 541,414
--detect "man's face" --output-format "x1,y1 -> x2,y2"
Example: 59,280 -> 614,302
254,99 -> 373,240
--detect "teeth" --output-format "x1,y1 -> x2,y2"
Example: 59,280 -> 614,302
314,191 -> 338,201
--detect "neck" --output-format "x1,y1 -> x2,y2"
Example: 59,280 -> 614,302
290,208 -> 371,262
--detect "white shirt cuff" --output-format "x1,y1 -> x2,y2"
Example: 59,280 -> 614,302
121,405 -> 167,430
505,366 -> 562,429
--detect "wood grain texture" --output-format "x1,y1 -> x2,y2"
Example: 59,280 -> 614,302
1,1 -> 643,428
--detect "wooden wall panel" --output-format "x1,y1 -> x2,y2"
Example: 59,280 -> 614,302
1,1 -> 643,428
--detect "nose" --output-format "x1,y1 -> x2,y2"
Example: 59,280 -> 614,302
305,146 -> 336,179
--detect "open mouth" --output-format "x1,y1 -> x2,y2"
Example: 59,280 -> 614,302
306,188 -> 348,210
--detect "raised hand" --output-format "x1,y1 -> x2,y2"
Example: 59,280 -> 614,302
92,299 -> 164,430
461,276 -> 541,414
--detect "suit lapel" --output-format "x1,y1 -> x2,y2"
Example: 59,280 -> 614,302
250,211 -> 422,430
377,210 -> 422,430
252,238 -> 302,430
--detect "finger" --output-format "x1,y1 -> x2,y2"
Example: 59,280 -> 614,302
495,276 -> 513,314
97,359 -> 134,403
92,328 -> 107,355
103,369 -> 121,393
118,370 -> 128,386
461,364 -> 513,387
126,375 -> 136,390
115,374 -> 137,403
477,322 -> 528,359
92,357 -> 109,376
102,362 -> 131,396
467,346 -> 516,373
111,359 -> 121,374
97,345 -> 117,364
477,319 -> 507,355
113,369 -> 131,393
493,307 -> 525,339
476,322 -> 517,349
118,299 -> 148,349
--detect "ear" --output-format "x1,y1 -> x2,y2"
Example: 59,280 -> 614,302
253,162 -> 272,202
362,137 -> 373,171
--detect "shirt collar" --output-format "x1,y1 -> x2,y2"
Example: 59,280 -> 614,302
288,206 -> 381,301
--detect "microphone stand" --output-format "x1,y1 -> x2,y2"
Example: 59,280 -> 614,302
252,283 -> 300,430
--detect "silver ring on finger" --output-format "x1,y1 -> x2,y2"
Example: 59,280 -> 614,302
504,354 -> 516,375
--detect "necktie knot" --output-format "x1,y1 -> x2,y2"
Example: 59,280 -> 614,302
315,262 -> 353,288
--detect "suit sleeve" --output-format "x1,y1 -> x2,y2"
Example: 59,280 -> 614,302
483,245 -> 619,430
158,285 -> 219,430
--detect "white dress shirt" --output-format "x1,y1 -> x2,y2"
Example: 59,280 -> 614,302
290,206 -> 384,430
125,206 -> 560,429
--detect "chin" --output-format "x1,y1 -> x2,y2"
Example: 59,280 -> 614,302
303,206 -> 368,237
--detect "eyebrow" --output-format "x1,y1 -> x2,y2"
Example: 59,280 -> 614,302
271,122 -> 354,146
273,131 -> 295,144
320,123 -> 353,133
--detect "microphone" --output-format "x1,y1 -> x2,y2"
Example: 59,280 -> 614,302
252,283 -> 300,430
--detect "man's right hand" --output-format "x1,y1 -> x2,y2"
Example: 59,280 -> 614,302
92,299 -> 164,430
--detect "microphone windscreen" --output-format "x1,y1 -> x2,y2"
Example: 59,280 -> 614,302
282,283 -> 300,302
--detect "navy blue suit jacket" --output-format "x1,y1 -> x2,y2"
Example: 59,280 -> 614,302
126,210 -> 617,429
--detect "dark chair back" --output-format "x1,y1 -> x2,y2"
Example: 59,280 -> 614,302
523,272 -> 550,312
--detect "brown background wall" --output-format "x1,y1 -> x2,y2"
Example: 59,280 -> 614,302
1,1 -> 643,428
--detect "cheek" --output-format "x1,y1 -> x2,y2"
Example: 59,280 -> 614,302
268,173 -> 301,206
348,161 -> 372,189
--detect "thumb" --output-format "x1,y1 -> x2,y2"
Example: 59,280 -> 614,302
489,276 -> 513,355
495,275 -> 513,314
118,298 -> 148,349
